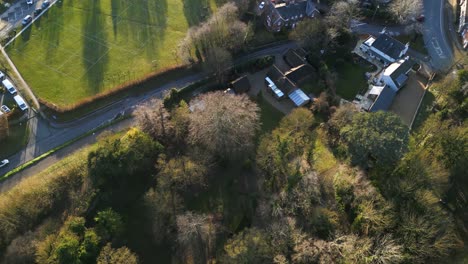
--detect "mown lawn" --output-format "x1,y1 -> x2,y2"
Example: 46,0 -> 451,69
6,0 -> 212,108
334,61 -> 368,100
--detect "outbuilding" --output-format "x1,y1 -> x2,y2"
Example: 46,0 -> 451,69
288,89 -> 310,107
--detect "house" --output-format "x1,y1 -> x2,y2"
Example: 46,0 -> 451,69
285,64 -> 316,85
360,32 -> 409,65
380,58 -> 414,91
266,65 -> 310,106
262,0 -> 320,32
459,0 -> 468,33
283,48 -> 307,68
230,75 -> 251,93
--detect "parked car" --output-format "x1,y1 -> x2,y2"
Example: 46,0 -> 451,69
41,0 -> 50,9
0,159 -> 9,168
259,1 -> 265,9
26,0 -> 34,5
0,71 -> 4,80
22,15 -> 32,26
14,95 -> 28,111
34,8 -> 43,16
1,105 -> 11,113
2,79 -> 16,94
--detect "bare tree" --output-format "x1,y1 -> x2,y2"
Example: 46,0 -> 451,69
389,0 -> 423,24
0,114 -> 9,141
178,3 -> 248,63
176,212 -> 218,263
204,46 -> 233,83
189,91 -> 260,159
326,0 -> 361,32
133,98 -> 173,144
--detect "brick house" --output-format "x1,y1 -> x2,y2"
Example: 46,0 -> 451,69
262,0 -> 320,32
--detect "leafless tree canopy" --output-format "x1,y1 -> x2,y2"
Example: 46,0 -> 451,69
178,3 -> 248,63
134,98 -> 173,143
389,0 -> 423,24
326,0 -> 361,31
189,91 -> 260,158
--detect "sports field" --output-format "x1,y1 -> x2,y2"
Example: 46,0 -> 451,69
6,0 -> 212,107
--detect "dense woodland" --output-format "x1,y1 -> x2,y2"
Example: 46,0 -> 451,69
0,0 -> 467,263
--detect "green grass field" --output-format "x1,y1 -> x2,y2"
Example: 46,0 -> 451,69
6,0 -> 211,107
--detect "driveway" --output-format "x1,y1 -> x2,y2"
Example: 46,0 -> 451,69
389,72 -> 427,126
422,0 -> 453,71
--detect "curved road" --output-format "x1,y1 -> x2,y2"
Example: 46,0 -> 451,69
0,41 -> 297,192
422,0 -> 453,71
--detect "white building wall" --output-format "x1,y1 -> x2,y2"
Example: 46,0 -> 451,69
382,75 -> 398,91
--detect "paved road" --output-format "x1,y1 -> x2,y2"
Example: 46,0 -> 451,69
422,0 -> 453,71
0,41 -> 297,188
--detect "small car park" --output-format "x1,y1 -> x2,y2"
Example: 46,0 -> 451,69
22,15 -> 33,26
1,105 -> 11,113
2,79 -> 17,94
0,159 -> 9,168
14,95 -> 28,111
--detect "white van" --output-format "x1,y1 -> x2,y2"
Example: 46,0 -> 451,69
14,95 -> 28,111
2,79 -> 17,94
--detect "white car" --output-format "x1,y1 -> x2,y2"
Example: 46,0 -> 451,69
259,1 -> 265,9
0,159 -> 9,168
1,105 -> 10,113
26,0 -> 34,5
0,71 -> 4,80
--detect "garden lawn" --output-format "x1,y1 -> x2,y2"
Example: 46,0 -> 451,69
334,61 -> 368,100
6,0 -> 212,108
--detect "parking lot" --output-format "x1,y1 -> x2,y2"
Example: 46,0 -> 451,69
0,0 -> 49,38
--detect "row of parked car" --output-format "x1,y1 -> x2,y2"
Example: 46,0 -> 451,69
22,0 -> 50,26
0,71 -> 29,114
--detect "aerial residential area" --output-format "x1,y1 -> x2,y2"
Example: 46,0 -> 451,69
0,0 -> 466,263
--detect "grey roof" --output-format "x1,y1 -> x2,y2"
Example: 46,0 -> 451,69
369,85 -> 396,112
284,49 -> 306,68
230,75 -> 251,93
285,64 -> 316,85
389,59 -> 414,86
371,33 -> 406,60
275,1 -> 308,20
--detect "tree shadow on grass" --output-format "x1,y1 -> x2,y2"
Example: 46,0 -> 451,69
20,26 -> 32,42
183,0 -> 210,26
127,0 -> 167,59
82,0 -> 109,93
43,0 -> 65,63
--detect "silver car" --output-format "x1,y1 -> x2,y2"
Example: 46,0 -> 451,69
1,105 -> 11,113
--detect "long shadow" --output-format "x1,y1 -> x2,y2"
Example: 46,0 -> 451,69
82,0 -> 109,93
125,0 -> 167,60
110,0 -> 123,38
183,0 -> 210,26
20,26 -> 32,42
43,0 -> 65,62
